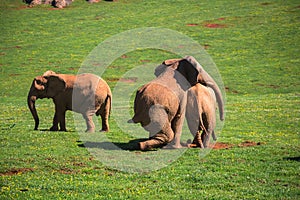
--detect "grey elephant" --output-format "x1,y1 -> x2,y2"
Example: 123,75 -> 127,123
129,56 -> 224,150
27,71 -> 112,132
186,83 -> 220,148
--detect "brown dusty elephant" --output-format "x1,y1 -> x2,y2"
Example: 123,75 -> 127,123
27,71 -> 112,132
186,83 -> 219,148
129,56 -> 224,150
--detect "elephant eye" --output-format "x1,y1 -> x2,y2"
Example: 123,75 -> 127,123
36,80 -> 42,85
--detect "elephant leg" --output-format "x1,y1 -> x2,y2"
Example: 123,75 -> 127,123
191,131 -> 204,148
58,110 -> 67,131
201,113 -> 213,148
82,112 -> 95,133
100,112 -> 109,132
170,114 -> 185,148
96,97 -> 111,132
201,128 -> 212,148
139,122 -> 174,150
50,103 -> 67,131
98,98 -> 110,132
50,113 -> 59,131
212,130 -> 217,141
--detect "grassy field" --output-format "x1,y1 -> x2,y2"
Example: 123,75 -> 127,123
1,0 -> 299,199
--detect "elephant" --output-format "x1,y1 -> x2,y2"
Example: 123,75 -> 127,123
129,56 -> 224,150
186,83 -> 219,148
27,70 -> 112,132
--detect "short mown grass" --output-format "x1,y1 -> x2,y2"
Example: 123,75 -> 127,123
1,0 -> 299,199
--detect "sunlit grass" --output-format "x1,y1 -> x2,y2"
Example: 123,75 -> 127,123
1,0 -> 299,199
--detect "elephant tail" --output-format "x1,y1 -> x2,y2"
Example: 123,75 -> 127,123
107,94 -> 112,118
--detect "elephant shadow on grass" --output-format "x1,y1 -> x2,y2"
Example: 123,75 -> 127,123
38,128 -> 77,132
284,156 -> 300,162
77,138 -> 149,151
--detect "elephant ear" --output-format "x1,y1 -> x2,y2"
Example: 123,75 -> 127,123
154,59 -> 182,77
44,75 -> 66,97
43,70 -> 56,76
34,76 -> 48,91
175,58 -> 199,86
163,58 -> 181,66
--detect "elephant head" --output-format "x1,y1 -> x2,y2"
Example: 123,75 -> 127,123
155,56 -> 224,121
27,72 -> 66,130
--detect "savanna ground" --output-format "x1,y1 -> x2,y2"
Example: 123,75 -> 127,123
0,0 -> 299,199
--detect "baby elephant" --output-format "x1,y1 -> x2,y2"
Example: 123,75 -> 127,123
27,71 -> 112,132
186,83 -> 219,148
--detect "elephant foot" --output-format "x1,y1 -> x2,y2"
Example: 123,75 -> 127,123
139,140 -> 165,151
85,129 -> 95,133
50,126 -> 59,131
188,131 -> 204,148
100,126 -> 109,132
139,141 -> 154,151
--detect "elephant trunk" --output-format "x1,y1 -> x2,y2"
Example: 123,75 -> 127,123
27,92 -> 39,130
199,70 -> 225,121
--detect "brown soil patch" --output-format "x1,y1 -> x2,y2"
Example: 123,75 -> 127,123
238,140 -> 262,147
256,83 -> 280,89
0,168 -> 34,176
105,77 -> 137,83
204,23 -> 227,28
225,86 -> 239,94
189,141 -> 263,150
187,23 -> 199,27
106,77 -> 119,82
203,44 -> 210,49
211,142 -> 234,149
59,167 -> 77,174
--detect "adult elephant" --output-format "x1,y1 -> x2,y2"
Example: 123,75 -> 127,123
27,71 -> 112,132
129,56 -> 224,150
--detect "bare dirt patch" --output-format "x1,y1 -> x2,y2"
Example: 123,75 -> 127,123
238,140 -> 263,147
121,54 -> 128,59
225,86 -> 239,94
204,23 -> 227,28
186,23 -> 199,27
210,142 -> 234,149
106,77 -> 137,83
192,141 -> 264,150
0,168 -> 34,176
203,44 -> 210,49
59,167 -> 77,174
256,83 -> 280,89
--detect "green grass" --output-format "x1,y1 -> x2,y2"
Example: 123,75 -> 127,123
1,0 -> 299,199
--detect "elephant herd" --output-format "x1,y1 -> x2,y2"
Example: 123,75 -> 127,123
28,56 -> 224,150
